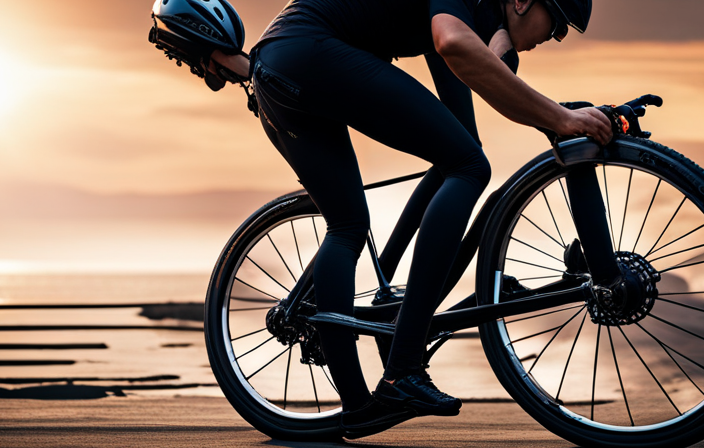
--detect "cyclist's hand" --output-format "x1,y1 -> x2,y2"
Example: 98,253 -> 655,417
489,29 -> 512,59
560,107 -> 613,146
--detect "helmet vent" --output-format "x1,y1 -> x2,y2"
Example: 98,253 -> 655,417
214,6 -> 224,20
162,0 -> 169,5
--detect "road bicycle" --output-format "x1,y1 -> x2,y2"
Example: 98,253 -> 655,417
204,95 -> 704,447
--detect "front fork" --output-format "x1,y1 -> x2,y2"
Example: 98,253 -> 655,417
565,165 -> 622,286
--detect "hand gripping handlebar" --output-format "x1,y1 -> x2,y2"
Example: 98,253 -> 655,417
549,94 -> 663,166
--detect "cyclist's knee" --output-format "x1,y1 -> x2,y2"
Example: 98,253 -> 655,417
326,217 -> 370,256
441,149 -> 491,191
474,153 -> 492,189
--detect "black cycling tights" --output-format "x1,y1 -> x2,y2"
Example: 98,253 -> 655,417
253,36 -> 491,411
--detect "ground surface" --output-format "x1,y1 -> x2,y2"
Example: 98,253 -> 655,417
0,396 -> 579,448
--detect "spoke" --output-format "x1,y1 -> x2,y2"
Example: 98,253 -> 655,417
235,278 -> 282,302
232,327 -> 267,342
312,217 -> 321,248
510,237 -> 564,263
556,311 -> 589,400
649,313 -> 704,342
237,336 -> 276,360
513,325 -> 563,345
591,324 -> 602,421
649,224 -> 704,257
291,221 -> 304,271
650,243 -> 704,264
660,291 -> 704,296
505,304 -> 585,325
517,275 -> 563,282
636,323 -> 704,395
617,326 -> 681,416
268,234 -> 297,283
245,256 -> 291,294
230,306 -> 273,313
632,179 -> 661,253
559,178 -> 574,221
515,306 -> 585,373
283,347 -> 292,410
505,258 -> 565,273
646,197 -> 687,258
542,190 -> 566,247
657,297 -> 704,314
603,164 -> 617,249
309,364 -> 321,413
521,215 -> 566,249
617,169 -> 633,252
246,346 -> 291,381
608,327 -> 634,426
660,259 -> 704,275
320,366 -> 339,395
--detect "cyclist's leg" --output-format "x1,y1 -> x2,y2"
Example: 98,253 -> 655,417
281,39 -> 491,381
255,35 -> 489,405
378,167 -> 444,282
254,47 -> 374,412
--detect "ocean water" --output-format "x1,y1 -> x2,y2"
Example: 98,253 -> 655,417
0,272 -> 506,401
0,273 -> 221,398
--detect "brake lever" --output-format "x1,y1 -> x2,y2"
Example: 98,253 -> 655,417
625,94 -> 664,110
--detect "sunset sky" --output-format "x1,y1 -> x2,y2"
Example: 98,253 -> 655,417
0,0 -> 703,273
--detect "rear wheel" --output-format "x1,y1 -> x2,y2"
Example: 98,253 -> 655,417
204,192 -> 387,441
477,136 -> 704,447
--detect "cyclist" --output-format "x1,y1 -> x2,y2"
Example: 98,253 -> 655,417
156,0 -> 612,439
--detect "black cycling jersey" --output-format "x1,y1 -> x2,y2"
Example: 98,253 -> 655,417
256,0 -> 504,61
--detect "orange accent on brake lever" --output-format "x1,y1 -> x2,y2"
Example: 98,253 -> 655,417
619,115 -> 630,133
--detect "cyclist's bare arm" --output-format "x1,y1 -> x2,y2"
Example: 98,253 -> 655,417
209,50 -> 250,80
432,14 -> 612,145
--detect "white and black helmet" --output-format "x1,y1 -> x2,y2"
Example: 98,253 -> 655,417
149,0 -> 246,78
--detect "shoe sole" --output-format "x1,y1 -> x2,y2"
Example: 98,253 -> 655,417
342,410 -> 417,439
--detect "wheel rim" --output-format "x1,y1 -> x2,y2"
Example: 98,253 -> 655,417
491,162 -> 704,431
219,212 -> 385,418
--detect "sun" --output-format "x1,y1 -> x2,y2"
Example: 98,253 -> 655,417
0,49 -> 25,119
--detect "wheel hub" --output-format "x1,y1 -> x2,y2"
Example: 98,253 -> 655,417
587,251 -> 660,326
266,301 -> 326,366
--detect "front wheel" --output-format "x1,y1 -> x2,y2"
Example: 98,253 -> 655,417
477,136 -> 704,447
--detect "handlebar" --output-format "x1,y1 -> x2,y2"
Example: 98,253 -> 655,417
548,94 -> 663,166
604,94 -> 663,139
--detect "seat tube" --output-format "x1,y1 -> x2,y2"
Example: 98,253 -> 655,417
565,165 -> 621,285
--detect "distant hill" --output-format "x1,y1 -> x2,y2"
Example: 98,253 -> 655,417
0,183 -> 287,220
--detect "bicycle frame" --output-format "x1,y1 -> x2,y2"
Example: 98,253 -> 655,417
283,137 -> 618,340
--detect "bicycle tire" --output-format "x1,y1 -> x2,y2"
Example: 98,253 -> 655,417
476,135 -> 704,447
204,191 -> 386,441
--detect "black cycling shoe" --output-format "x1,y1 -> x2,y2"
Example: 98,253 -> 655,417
341,397 -> 417,439
374,372 -> 462,416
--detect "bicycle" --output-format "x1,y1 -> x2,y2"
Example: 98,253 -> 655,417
204,94 -> 704,447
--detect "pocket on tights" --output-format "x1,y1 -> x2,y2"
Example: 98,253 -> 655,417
253,60 -> 302,107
